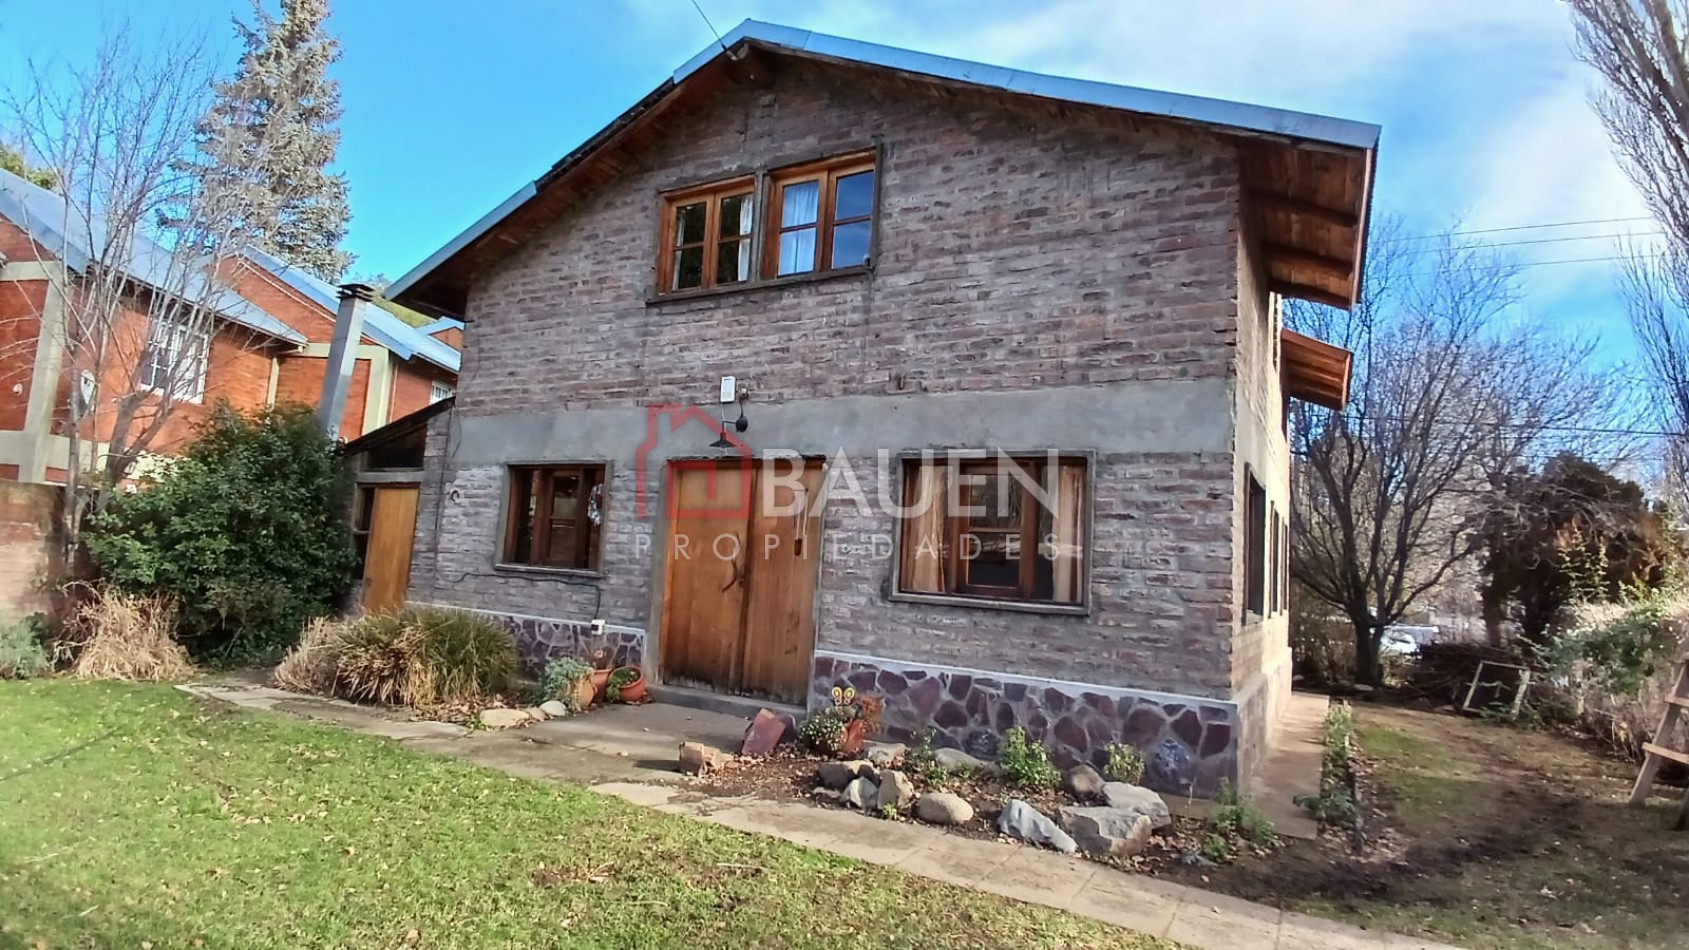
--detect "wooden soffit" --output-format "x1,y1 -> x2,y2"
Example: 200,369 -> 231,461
1282,328 -> 1352,410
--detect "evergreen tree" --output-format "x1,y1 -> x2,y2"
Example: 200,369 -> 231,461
191,0 -> 352,280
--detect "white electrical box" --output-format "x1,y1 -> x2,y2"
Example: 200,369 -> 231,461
719,376 -> 736,403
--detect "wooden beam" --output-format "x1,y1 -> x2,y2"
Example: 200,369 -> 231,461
1265,242 -> 1353,280
1251,191 -> 1360,230
1271,279 -> 1351,310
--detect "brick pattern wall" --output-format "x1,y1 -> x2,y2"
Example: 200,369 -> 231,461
0,279 -> 45,430
0,480 -> 62,620
415,62 -> 1256,714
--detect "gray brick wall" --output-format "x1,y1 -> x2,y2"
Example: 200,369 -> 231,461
410,57 -> 1257,703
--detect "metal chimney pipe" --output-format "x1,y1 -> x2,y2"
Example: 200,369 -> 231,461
317,283 -> 375,439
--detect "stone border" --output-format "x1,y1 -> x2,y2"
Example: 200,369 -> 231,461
811,652 -> 1238,797
409,602 -> 646,675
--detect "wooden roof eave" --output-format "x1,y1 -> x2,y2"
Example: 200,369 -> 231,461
1281,328 -> 1352,411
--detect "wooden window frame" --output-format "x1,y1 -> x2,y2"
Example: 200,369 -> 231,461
1245,468 -> 1267,617
894,454 -> 1089,612
500,464 -> 607,572
656,177 -> 756,294
763,152 -> 876,279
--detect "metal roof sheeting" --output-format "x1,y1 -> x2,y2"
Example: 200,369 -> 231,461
388,19 -> 1380,311
244,246 -> 462,373
0,168 -> 307,344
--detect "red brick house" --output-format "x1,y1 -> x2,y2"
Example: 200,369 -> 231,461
386,22 -> 1372,795
0,167 -> 461,483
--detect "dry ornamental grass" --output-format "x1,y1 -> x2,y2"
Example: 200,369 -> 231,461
66,585 -> 194,682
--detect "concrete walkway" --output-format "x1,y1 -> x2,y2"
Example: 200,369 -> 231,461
179,683 -> 1460,950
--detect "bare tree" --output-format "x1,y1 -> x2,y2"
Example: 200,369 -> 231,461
1,28 -> 312,546
1572,1 -> 1689,497
1289,220 -> 1616,681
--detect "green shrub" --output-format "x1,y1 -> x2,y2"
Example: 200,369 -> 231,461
1102,742 -> 1146,784
0,615 -> 50,679
86,404 -> 356,661
399,608 -> 515,705
329,609 -> 515,707
1545,589 -> 1682,697
1210,780 -> 1278,852
336,614 -> 409,705
1296,700 -> 1359,826
605,666 -> 639,702
904,728 -> 946,781
540,657 -> 594,710
999,727 -> 1060,788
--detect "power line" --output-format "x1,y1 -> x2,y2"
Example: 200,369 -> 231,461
1382,216 -> 1656,244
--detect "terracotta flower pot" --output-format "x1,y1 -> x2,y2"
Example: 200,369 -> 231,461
590,668 -> 612,701
609,666 -> 647,703
572,677 -> 597,710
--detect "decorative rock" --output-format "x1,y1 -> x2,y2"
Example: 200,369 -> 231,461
741,708 -> 791,756
538,700 -> 569,718
915,792 -> 974,825
864,741 -> 906,767
843,776 -> 877,810
524,707 -> 550,721
818,760 -> 873,790
1062,764 -> 1105,800
1059,805 -> 1155,857
811,786 -> 844,804
874,770 -> 915,811
996,799 -> 1077,855
933,748 -> 985,773
1101,782 -> 1174,831
678,741 -> 727,775
478,708 -> 531,730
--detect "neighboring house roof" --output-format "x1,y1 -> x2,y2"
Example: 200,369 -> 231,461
389,19 -> 1380,317
0,167 -> 306,344
243,247 -> 462,374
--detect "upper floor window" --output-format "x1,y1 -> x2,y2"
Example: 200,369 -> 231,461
768,154 -> 876,277
654,151 -> 876,295
430,381 -> 455,404
661,180 -> 755,293
139,315 -> 210,402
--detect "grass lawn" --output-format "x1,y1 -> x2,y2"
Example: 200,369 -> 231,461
0,680 -> 1173,949
1186,700 -> 1688,949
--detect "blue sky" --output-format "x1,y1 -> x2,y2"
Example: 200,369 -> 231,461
0,0 -> 1657,362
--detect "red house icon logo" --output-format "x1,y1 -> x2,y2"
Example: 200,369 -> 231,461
635,404 -> 753,520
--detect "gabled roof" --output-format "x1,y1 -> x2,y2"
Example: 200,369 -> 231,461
389,19 -> 1379,317
0,167 -> 306,344
244,247 -> 462,374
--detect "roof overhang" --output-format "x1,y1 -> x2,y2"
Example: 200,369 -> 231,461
1282,328 -> 1353,410
388,20 -> 1380,317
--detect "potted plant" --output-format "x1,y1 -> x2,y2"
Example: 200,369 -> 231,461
540,657 -> 596,712
587,646 -> 614,700
606,665 -> 646,703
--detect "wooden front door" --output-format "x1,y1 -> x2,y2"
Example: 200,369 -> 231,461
660,458 -> 822,704
361,484 -> 419,614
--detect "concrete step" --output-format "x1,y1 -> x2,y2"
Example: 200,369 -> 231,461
648,682 -> 805,726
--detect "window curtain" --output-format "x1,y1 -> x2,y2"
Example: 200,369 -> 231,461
1050,462 -> 1086,604
778,180 -> 821,275
899,463 -> 949,594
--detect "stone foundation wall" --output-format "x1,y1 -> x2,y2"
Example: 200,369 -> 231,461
411,602 -> 645,676
811,651 -> 1238,797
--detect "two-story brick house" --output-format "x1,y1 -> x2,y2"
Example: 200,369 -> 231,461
387,22 -> 1372,794
0,166 -> 462,483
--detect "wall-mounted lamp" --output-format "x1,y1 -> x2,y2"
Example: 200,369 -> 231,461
709,390 -> 749,448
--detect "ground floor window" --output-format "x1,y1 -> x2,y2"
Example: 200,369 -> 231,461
502,465 -> 606,570
897,455 -> 1087,607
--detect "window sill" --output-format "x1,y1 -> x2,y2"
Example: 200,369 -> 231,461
493,563 -> 607,581
888,590 -> 1090,617
645,264 -> 870,306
